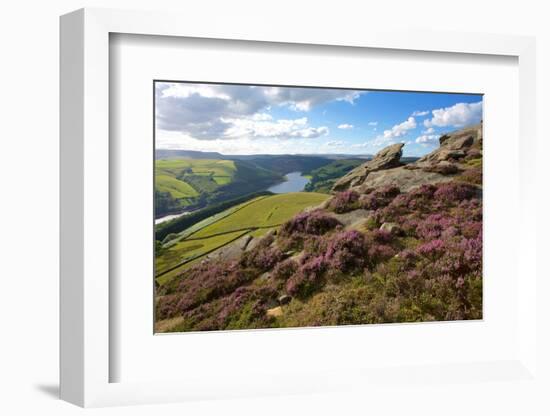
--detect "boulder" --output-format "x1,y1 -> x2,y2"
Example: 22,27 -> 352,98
332,143 -> 404,191
356,168 -> 454,193
436,149 -> 466,161
266,306 -> 283,318
206,234 -> 256,262
380,222 -> 403,235
421,161 -> 460,175
416,124 -> 481,165
439,134 -> 451,145
466,149 -> 482,160
278,294 -> 292,305
449,135 -> 474,150
328,209 -> 371,227
330,123 -> 482,194
237,234 -> 253,250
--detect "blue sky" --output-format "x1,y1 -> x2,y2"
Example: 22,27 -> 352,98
155,82 -> 482,157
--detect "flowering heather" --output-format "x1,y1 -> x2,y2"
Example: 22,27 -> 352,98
398,248 -> 419,264
369,244 -> 396,263
216,285 -> 278,328
369,229 -> 393,244
415,214 -> 456,240
280,210 -> 341,236
278,210 -> 341,252
156,294 -> 181,321
391,184 -> 437,211
286,255 -> 326,298
327,190 -> 360,213
323,230 -> 366,272
359,185 -> 400,210
416,239 -> 446,259
460,167 -> 482,185
433,182 -> 477,204
174,263 -> 255,314
239,245 -> 284,272
156,162 -> 483,331
272,258 -> 298,281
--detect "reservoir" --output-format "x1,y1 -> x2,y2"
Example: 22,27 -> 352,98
154,211 -> 191,225
267,171 -> 310,194
156,171 -> 310,225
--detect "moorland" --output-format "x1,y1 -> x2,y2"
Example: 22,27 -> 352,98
154,123 -> 483,332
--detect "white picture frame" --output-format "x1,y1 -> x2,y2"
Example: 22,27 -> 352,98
60,7 -> 540,408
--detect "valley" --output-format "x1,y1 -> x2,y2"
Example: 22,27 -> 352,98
155,123 -> 483,332
155,192 -> 330,285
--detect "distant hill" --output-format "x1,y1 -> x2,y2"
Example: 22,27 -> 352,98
155,124 -> 483,333
234,155 -> 332,175
304,159 -> 366,193
155,158 -> 283,217
155,149 -> 225,160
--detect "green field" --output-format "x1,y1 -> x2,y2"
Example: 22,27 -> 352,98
155,192 -> 330,284
156,159 -> 236,177
155,159 -> 236,200
191,193 -> 329,239
156,174 -> 199,199
156,230 -> 249,281
155,158 -> 284,217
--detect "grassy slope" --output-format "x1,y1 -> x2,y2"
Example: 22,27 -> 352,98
155,192 -> 330,284
155,158 -> 284,216
156,158 -> 483,332
156,230 -> 249,284
155,159 -> 236,200
156,174 -> 199,199
156,159 -> 236,177
304,159 -> 365,193
191,193 -> 328,239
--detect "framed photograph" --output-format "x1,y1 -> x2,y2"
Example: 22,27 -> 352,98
60,8 -> 541,409
152,81 -> 484,334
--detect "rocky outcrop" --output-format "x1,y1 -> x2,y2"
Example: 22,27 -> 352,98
332,123 -> 482,194
379,222 -> 403,236
410,124 -> 481,171
204,234 -> 256,263
332,143 -> 404,191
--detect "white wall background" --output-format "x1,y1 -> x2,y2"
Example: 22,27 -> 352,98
0,1 -> 548,415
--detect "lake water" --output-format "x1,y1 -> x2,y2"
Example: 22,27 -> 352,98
154,211 -> 191,225
267,171 -> 310,194
156,171 -> 310,224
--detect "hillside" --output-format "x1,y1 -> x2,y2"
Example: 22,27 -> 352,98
155,158 -> 283,217
155,124 -> 483,332
304,159 -> 366,193
234,155 -> 332,175
155,192 -> 330,285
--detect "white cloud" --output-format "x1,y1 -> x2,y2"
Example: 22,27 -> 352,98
424,101 -> 482,128
290,126 -> 330,138
422,127 -> 435,134
251,113 -> 273,121
326,140 -> 345,147
337,123 -> 354,130
382,117 -> 417,140
161,84 -> 229,100
222,116 -> 329,140
264,86 -> 363,112
156,130 -> 346,155
415,134 -> 440,144
412,110 -> 429,117
155,82 -> 360,140
350,117 -> 417,153
368,121 -> 378,126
